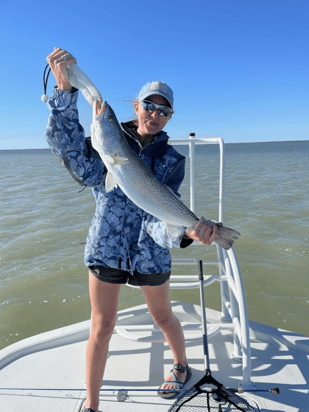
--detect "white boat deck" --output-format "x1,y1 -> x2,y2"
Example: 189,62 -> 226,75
0,302 -> 308,411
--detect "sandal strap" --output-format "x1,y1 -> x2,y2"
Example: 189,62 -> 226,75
161,379 -> 183,388
171,363 -> 190,374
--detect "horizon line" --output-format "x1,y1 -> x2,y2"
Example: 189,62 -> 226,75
0,138 -> 308,151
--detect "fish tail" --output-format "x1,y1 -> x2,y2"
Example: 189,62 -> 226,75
215,225 -> 241,250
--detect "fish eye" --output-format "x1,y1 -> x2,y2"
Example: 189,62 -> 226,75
107,115 -> 113,123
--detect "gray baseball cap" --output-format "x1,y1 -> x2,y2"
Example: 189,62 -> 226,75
137,81 -> 174,109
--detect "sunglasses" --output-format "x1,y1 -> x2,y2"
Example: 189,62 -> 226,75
140,100 -> 173,117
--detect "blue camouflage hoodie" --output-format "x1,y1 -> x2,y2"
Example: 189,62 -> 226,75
45,88 -> 192,276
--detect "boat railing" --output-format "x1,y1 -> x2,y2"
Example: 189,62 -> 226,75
117,135 -> 254,389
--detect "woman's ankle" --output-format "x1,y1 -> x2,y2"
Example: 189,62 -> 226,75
84,400 -> 99,412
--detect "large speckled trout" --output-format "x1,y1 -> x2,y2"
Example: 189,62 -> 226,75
91,101 -> 241,250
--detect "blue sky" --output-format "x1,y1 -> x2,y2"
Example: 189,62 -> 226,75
0,0 -> 308,149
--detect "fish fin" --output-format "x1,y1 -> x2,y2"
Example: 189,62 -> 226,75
165,223 -> 185,239
215,225 -> 241,250
105,172 -> 119,192
105,153 -> 129,166
215,238 -> 234,250
114,156 -> 129,165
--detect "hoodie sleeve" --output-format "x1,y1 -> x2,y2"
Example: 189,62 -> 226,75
45,87 -> 106,187
143,153 -> 194,249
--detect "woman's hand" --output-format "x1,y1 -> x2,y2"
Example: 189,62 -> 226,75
184,217 -> 222,245
47,47 -> 77,91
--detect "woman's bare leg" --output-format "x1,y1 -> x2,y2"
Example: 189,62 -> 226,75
141,281 -> 188,391
85,273 -> 121,411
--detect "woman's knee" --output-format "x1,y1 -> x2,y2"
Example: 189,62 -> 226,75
88,274 -> 120,344
90,315 -> 116,343
151,308 -> 175,329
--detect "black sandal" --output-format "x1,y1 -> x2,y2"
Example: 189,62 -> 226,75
157,364 -> 192,399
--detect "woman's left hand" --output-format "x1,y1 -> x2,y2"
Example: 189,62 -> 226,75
184,217 -> 222,245
47,47 -> 77,91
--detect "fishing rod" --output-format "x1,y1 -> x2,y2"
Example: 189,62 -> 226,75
0,387 -> 279,394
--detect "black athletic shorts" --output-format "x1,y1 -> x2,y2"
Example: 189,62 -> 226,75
89,265 -> 171,287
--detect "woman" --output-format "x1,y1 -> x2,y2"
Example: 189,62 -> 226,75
46,47 -> 219,412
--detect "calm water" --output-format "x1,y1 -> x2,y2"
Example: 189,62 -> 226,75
0,140 -> 308,350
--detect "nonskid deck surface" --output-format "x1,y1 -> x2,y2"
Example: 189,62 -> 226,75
0,303 -> 308,411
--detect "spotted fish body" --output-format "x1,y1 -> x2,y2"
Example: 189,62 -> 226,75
91,101 -> 240,250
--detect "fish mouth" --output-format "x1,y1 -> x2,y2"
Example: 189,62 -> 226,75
95,100 -> 107,118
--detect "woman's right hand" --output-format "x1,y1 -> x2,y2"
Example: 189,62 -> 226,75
47,47 -> 77,91
184,217 -> 222,246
